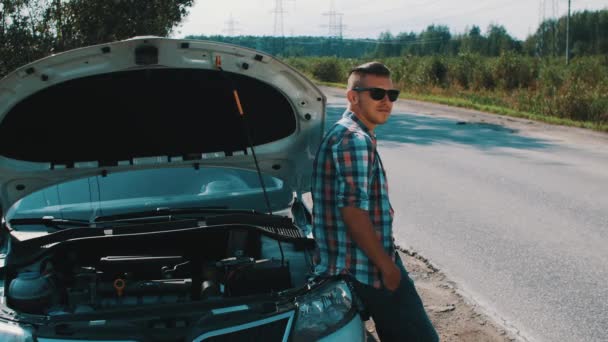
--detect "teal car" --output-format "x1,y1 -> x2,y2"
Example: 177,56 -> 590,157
0,37 -> 365,341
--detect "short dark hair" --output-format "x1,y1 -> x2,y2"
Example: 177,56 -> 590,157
348,61 -> 391,78
347,62 -> 391,89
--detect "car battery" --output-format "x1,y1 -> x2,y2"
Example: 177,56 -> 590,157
224,259 -> 291,297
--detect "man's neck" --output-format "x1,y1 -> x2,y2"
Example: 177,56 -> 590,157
352,111 -> 376,133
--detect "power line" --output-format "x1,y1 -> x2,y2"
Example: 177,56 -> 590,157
212,35 -> 451,46
270,0 -> 295,55
348,0 -> 444,17
429,0 -> 533,22
552,0 -> 559,56
566,0 -> 571,64
272,0 -> 291,37
536,0 -> 561,56
222,14 -> 240,36
346,0 -> 545,38
538,0 -> 547,56
321,0 -> 345,38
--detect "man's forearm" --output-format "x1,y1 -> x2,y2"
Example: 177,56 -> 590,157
340,206 -> 394,272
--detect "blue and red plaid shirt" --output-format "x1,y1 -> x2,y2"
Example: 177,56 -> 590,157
312,111 -> 395,288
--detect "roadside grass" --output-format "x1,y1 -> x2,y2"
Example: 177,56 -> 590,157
314,81 -> 608,133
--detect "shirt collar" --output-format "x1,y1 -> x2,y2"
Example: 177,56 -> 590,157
345,111 -> 375,138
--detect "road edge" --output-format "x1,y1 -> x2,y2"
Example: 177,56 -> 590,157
396,244 -> 531,342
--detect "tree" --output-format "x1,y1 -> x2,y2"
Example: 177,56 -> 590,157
417,25 -> 451,55
486,24 -> 519,56
374,31 -> 400,57
524,9 -> 608,57
1,0 -> 194,77
396,31 -> 417,56
1,0 -> 52,76
460,26 -> 486,54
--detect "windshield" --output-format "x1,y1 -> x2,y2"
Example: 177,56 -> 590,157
7,167 -> 291,226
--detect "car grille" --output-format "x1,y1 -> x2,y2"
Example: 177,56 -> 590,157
204,318 -> 288,341
205,214 -> 305,239
259,225 -> 304,239
194,311 -> 294,342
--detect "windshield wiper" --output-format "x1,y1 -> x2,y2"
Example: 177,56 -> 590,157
9,217 -> 91,230
93,206 -> 257,223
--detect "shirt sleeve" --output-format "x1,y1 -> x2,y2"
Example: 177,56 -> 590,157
333,132 -> 375,211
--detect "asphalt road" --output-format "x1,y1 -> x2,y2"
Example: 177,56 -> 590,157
320,86 -> 608,342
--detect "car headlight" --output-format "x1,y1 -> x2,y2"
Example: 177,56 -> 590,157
293,280 -> 356,341
0,321 -> 34,342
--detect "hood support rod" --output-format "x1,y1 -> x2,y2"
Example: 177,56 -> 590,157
214,55 -> 272,216
214,55 -> 285,266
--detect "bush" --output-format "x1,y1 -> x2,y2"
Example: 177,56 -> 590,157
538,61 -> 565,91
282,55 -> 608,128
555,79 -> 594,120
472,62 -> 496,90
283,57 -> 311,76
311,58 -> 345,83
493,52 -> 534,90
449,53 -> 478,89
385,56 -> 423,89
425,56 -> 448,87
384,57 -> 411,88
535,57 -> 608,122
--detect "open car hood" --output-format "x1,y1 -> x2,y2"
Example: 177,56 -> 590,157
0,37 -> 326,214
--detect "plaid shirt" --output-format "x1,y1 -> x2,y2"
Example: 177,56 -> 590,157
312,112 -> 395,288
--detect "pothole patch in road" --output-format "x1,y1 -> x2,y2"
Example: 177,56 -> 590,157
455,121 -> 517,134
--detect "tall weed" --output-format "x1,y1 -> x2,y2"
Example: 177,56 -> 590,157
284,55 -> 608,127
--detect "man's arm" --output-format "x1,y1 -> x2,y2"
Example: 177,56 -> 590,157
340,206 -> 401,290
334,132 -> 400,290
340,207 -> 401,291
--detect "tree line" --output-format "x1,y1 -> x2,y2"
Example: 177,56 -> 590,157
1,1 -> 606,78
0,0 -> 194,77
188,9 -> 608,58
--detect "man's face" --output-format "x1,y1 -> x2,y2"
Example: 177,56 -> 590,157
347,74 -> 395,131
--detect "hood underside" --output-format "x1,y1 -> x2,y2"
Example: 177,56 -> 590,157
0,37 -> 326,213
1,68 -> 295,162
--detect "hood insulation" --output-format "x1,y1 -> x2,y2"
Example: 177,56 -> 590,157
0,68 -> 295,165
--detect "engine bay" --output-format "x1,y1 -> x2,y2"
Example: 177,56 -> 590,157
5,226 -> 301,316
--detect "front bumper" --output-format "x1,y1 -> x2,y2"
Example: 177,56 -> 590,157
6,278 -> 366,341
34,314 -> 364,342
318,314 -> 365,342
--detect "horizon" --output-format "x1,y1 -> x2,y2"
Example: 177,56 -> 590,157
174,0 -> 607,41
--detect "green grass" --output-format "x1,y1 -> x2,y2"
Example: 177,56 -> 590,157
316,81 -> 347,89
314,81 -> 608,133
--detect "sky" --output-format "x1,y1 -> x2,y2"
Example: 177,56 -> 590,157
174,0 -> 607,41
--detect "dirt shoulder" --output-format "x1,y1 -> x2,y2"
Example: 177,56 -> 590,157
365,250 -> 519,342
366,249 -> 518,342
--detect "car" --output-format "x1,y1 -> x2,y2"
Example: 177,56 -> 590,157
0,37 -> 366,341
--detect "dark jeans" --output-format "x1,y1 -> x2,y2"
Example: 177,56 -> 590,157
351,254 -> 439,342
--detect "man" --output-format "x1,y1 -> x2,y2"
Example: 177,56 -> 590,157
312,62 -> 438,341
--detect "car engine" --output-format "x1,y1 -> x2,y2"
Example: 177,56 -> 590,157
6,229 -> 295,315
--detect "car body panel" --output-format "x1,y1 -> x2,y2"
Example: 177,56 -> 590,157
0,37 -> 367,342
0,37 -> 326,215
318,314 -> 366,342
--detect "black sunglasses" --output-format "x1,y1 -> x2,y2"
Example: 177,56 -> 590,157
353,87 -> 400,102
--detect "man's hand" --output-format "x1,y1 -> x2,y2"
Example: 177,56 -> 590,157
340,207 -> 401,290
381,260 -> 401,291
